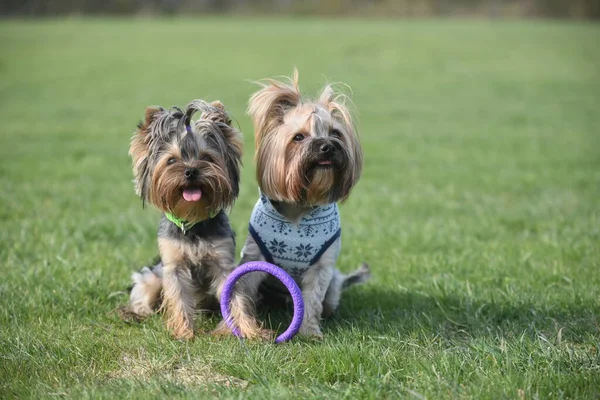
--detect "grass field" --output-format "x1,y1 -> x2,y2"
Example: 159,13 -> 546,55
1,17 -> 599,399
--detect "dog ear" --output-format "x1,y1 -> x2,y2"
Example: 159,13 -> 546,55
247,69 -> 302,149
186,100 -> 243,200
130,106 -> 164,201
209,100 -> 226,114
136,106 -> 164,135
185,99 -> 241,167
318,85 -> 355,129
204,100 -> 233,126
206,101 -> 242,198
218,123 -> 243,199
184,100 -> 223,126
319,85 -> 363,202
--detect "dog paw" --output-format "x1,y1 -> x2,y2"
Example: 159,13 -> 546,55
299,326 -> 324,340
173,330 -> 194,341
253,328 -> 276,341
211,321 -> 274,341
117,306 -> 148,323
240,328 -> 276,341
171,326 -> 195,341
211,321 -> 233,337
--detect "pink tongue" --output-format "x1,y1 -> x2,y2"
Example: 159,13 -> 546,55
183,188 -> 202,202
318,160 -> 333,165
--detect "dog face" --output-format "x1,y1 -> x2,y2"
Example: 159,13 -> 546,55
248,71 -> 363,206
129,100 -> 243,223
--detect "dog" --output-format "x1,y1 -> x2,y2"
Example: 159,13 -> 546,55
239,71 -> 371,338
121,100 -> 266,340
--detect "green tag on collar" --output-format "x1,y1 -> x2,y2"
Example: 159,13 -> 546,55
165,210 -> 219,233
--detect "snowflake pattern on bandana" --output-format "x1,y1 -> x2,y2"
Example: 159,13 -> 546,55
249,194 -> 341,278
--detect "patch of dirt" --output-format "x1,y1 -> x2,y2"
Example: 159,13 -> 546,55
107,349 -> 248,389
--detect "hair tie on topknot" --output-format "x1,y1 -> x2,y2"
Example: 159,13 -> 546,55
184,100 -> 212,135
184,115 -> 193,134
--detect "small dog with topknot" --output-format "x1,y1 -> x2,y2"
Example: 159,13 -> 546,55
240,71 -> 370,339
122,100 -> 267,340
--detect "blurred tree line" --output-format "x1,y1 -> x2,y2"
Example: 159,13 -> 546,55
1,0 -> 598,19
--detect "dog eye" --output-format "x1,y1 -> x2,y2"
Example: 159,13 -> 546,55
330,129 -> 341,139
293,133 -> 305,142
167,158 -> 177,165
200,154 -> 212,162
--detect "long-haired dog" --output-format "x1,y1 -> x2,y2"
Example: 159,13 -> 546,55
122,100 -> 266,340
240,71 -> 370,338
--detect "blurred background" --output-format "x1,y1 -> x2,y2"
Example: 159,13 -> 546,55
1,0 -> 599,397
2,0 -> 599,19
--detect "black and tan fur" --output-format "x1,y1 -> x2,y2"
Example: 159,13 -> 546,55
122,100 -> 266,340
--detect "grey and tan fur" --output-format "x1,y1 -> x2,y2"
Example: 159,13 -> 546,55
241,71 -> 370,338
122,100 -> 267,340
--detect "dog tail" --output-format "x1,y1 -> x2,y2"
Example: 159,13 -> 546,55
342,262 -> 371,289
119,259 -> 164,321
322,262 -> 371,317
125,257 -> 162,292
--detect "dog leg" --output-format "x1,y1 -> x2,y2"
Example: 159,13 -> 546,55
161,267 -> 197,340
299,264 -> 333,339
212,271 -> 271,340
159,238 -> 197,340
321,268 -> 343,318
211,234 -> 271,339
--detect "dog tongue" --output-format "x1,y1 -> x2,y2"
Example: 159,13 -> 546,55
183,188 -> 202,202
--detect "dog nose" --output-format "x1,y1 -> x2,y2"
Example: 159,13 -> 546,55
184,168 -> 199,179
320,143 -> 334,154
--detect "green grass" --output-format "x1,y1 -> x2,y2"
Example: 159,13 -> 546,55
1,17 -> 599,399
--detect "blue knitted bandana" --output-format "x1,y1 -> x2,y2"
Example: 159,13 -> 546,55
248,194 -> 341,280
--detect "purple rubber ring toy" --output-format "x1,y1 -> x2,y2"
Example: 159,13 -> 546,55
220,261 -> 304,344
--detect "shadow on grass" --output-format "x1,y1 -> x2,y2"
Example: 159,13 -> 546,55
109,283 -> 598,345
323,285 -> 600,342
